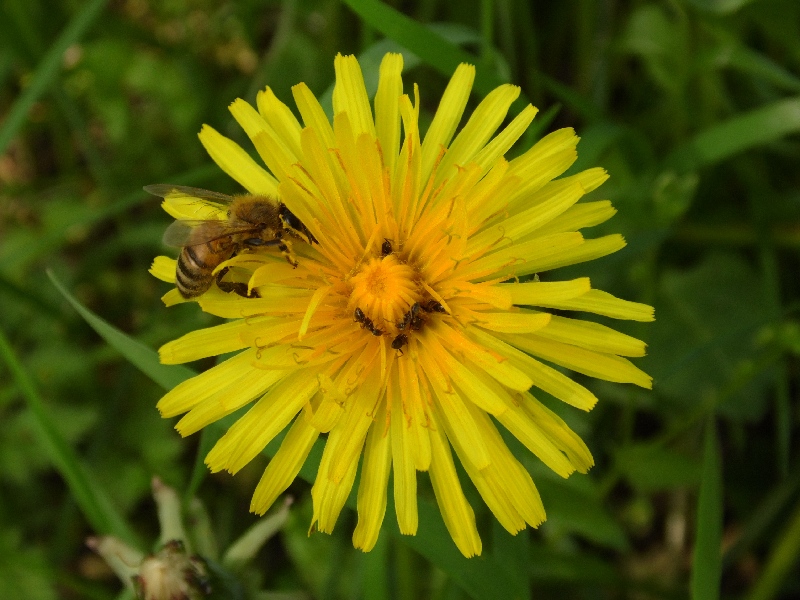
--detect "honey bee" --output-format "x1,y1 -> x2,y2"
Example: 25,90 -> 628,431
145,185 -> 317,299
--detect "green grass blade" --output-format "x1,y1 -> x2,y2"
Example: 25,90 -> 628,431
686,0 -> 757,14
341,0 -> 507,97
48,271 -> 210,504
668,97 -> 800,172
725,45 -> 800,93
0,0 -> 110,155
691,418 -> 723,600
0,327 -> 140,547
47,271 -> 194,391
747,496 -> 800,600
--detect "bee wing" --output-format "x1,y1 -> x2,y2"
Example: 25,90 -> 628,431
162,219 -> 260,247
162,220 -> 204,247
144,184 -> 234,203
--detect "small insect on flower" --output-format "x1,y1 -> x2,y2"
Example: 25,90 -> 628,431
354,307 -> 384,336
391,333 -> 408,355
397,302 -> 423,331
145,185 -> 317,298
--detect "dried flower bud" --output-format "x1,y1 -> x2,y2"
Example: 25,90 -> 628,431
133,540 -> 211,600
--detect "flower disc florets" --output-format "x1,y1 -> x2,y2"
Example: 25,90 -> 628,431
349,255 -> 419,329
150,53 -> 654,558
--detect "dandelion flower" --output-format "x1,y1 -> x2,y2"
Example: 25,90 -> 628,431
150,53 -> 653,557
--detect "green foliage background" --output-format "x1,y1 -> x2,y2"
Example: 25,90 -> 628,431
1,0 -> 800,598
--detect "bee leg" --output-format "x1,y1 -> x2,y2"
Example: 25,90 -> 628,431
279,204 -> 318,244
215,267 -> 260,298
266,238 -> 298,268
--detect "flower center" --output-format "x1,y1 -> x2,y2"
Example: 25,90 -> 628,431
349,255 -> 419,329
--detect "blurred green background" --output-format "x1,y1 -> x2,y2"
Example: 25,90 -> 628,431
1,0 -> 800,598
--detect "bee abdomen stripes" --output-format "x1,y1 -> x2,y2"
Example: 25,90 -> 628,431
176,247 -> 213,297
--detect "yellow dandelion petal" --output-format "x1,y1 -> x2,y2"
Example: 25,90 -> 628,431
328,366 -> 386,484
464,402 -> 546,528
534,199 -> 618,237
251,416 -> 319,516
197,286 -> 313,319
256,86 -> 303,159
353,403 -> 392,552
506,130 -> 579,206
499,332 -> 653,389
304,375 -> 346,432
471,104 -> 539,174
312,422 -> 363,533
161,288 -> 188,307
292,82 -> 335,148
420,63 -> 475,180
198,125 -> 278,196
389,367 -> 419,535
531,233 -> 627,273
457,231 -> 584,281
159,318 -> 261,364
493,399 -> 580,479
149,256 -> 176,282
333,53 -> 375,138
536,288 -> 656,322
520,393 -> 595,473
152,53 -> 653,557
428,409 -> 482,558
468,310 -> 552,335
469,327 -> 599,411
467,180 -> 586,254
229,98 -> 297,182
176,367 -> 288,438
397,352 -> 432,472
374,53 -> 404,176
157,349 -> 258,418
536,314 -> 648,357
505,277 -> 591,305
418,346 -> 490,471
204,369 -> 320,473
436,84 -> 520,183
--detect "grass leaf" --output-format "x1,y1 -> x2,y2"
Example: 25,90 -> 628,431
668,97 -> 800,172
47,270 -> 194,391
341,0 -> 507,97
691,418 -> 723,600
722,44 -> 800,93
747,497 -> 800,600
